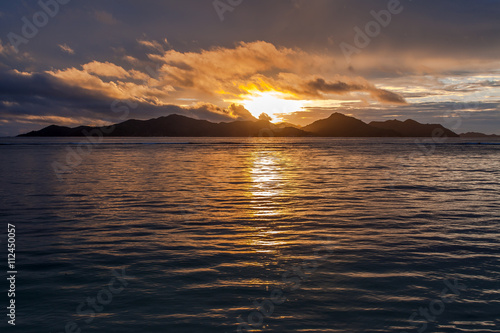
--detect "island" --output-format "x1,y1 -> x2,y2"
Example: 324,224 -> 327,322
19,112 -> 461,138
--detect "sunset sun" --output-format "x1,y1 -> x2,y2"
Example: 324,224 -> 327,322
241,91 -> 305,121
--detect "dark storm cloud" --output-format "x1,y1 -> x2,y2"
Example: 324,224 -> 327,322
303,78 -> 407,104
0,70 -> 111,103
306,79 -> 365,94
0,69 -> 254,136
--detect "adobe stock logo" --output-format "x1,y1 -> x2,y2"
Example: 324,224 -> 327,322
7,0 -> 71,53
51,268 -> 134,333
213,0 -> 243,22
340,0 -> 404,63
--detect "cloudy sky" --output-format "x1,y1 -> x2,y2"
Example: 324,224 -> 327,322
0,0 -> 499,136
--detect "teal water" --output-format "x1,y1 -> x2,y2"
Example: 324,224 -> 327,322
0,137 -> 499,332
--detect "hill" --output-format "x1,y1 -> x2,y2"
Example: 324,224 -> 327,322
369,119 -> 459,137
302,113 -> 399,137
19,114 -> 309,137
19,113 -> 459,138
460,132 -> 500,138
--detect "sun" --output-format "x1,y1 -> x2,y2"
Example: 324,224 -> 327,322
241,91 -> 305,121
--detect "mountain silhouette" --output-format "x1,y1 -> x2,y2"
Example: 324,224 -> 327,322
460,132 -> 500,138
19,114 -> 309,137
19,113 -> 459,138
369,119 -> 459,137
302,113 -> 399,137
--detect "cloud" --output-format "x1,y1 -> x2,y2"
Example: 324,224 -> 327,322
155,41 -> 294,80
47,67 -> 126,99
148,41 -> 297,96
138,39 -> 166,53
0,40 -> 407,136
82,61 -> 129,78
0,68 -> 257,135
58,43 -> 75,55
0,63 -> 496,136
372,89 -> 407,104
0,70 -> 116,110
149,40 -> 405,104
48,65 -> 175,105
305,78 -> 368,95
123,55 -> 140,65
0,39 -> 17,56
226,103 -> 256,120
193,102 -> 256,121
287,77 -> 407,104
93,10 -> 119,25
344,52 -> 500,78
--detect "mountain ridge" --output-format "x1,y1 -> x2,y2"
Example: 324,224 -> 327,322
459,132 -> 500,138
19,113 -> 461,138
369,119 -> 459,137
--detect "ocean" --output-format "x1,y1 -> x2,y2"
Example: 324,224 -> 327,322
0,137 -> 499,332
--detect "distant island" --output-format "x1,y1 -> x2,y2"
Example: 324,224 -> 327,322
18,112 -> 468,138
459,132 -> 500,138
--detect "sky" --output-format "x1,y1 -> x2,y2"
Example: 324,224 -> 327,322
0,0 -> 499,136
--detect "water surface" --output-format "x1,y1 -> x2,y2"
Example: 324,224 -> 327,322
1,137 -> 499,332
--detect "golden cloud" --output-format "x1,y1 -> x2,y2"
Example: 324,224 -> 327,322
150,41 -> 406,104
45,41 -> 407,112
47,61 -> 175,104
82,61 -> 129,79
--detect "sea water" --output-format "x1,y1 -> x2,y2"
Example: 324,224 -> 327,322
0,137 -> 499,332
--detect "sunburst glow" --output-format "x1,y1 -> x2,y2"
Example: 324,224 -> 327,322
241,91 -> 305,121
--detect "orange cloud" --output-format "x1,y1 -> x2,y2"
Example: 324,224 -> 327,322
47,62 -> 174,104
47,67 -> 125,99
138,39 -> 166,53
45,41 -> 406,110
82,61 -> 129,79
58,43 -> 75,55
149,40 -> 405,104
192,102 -> 256,121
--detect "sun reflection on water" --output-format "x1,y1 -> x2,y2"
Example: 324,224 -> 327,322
248,150 -> 286,214
243,146 -> 298,253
